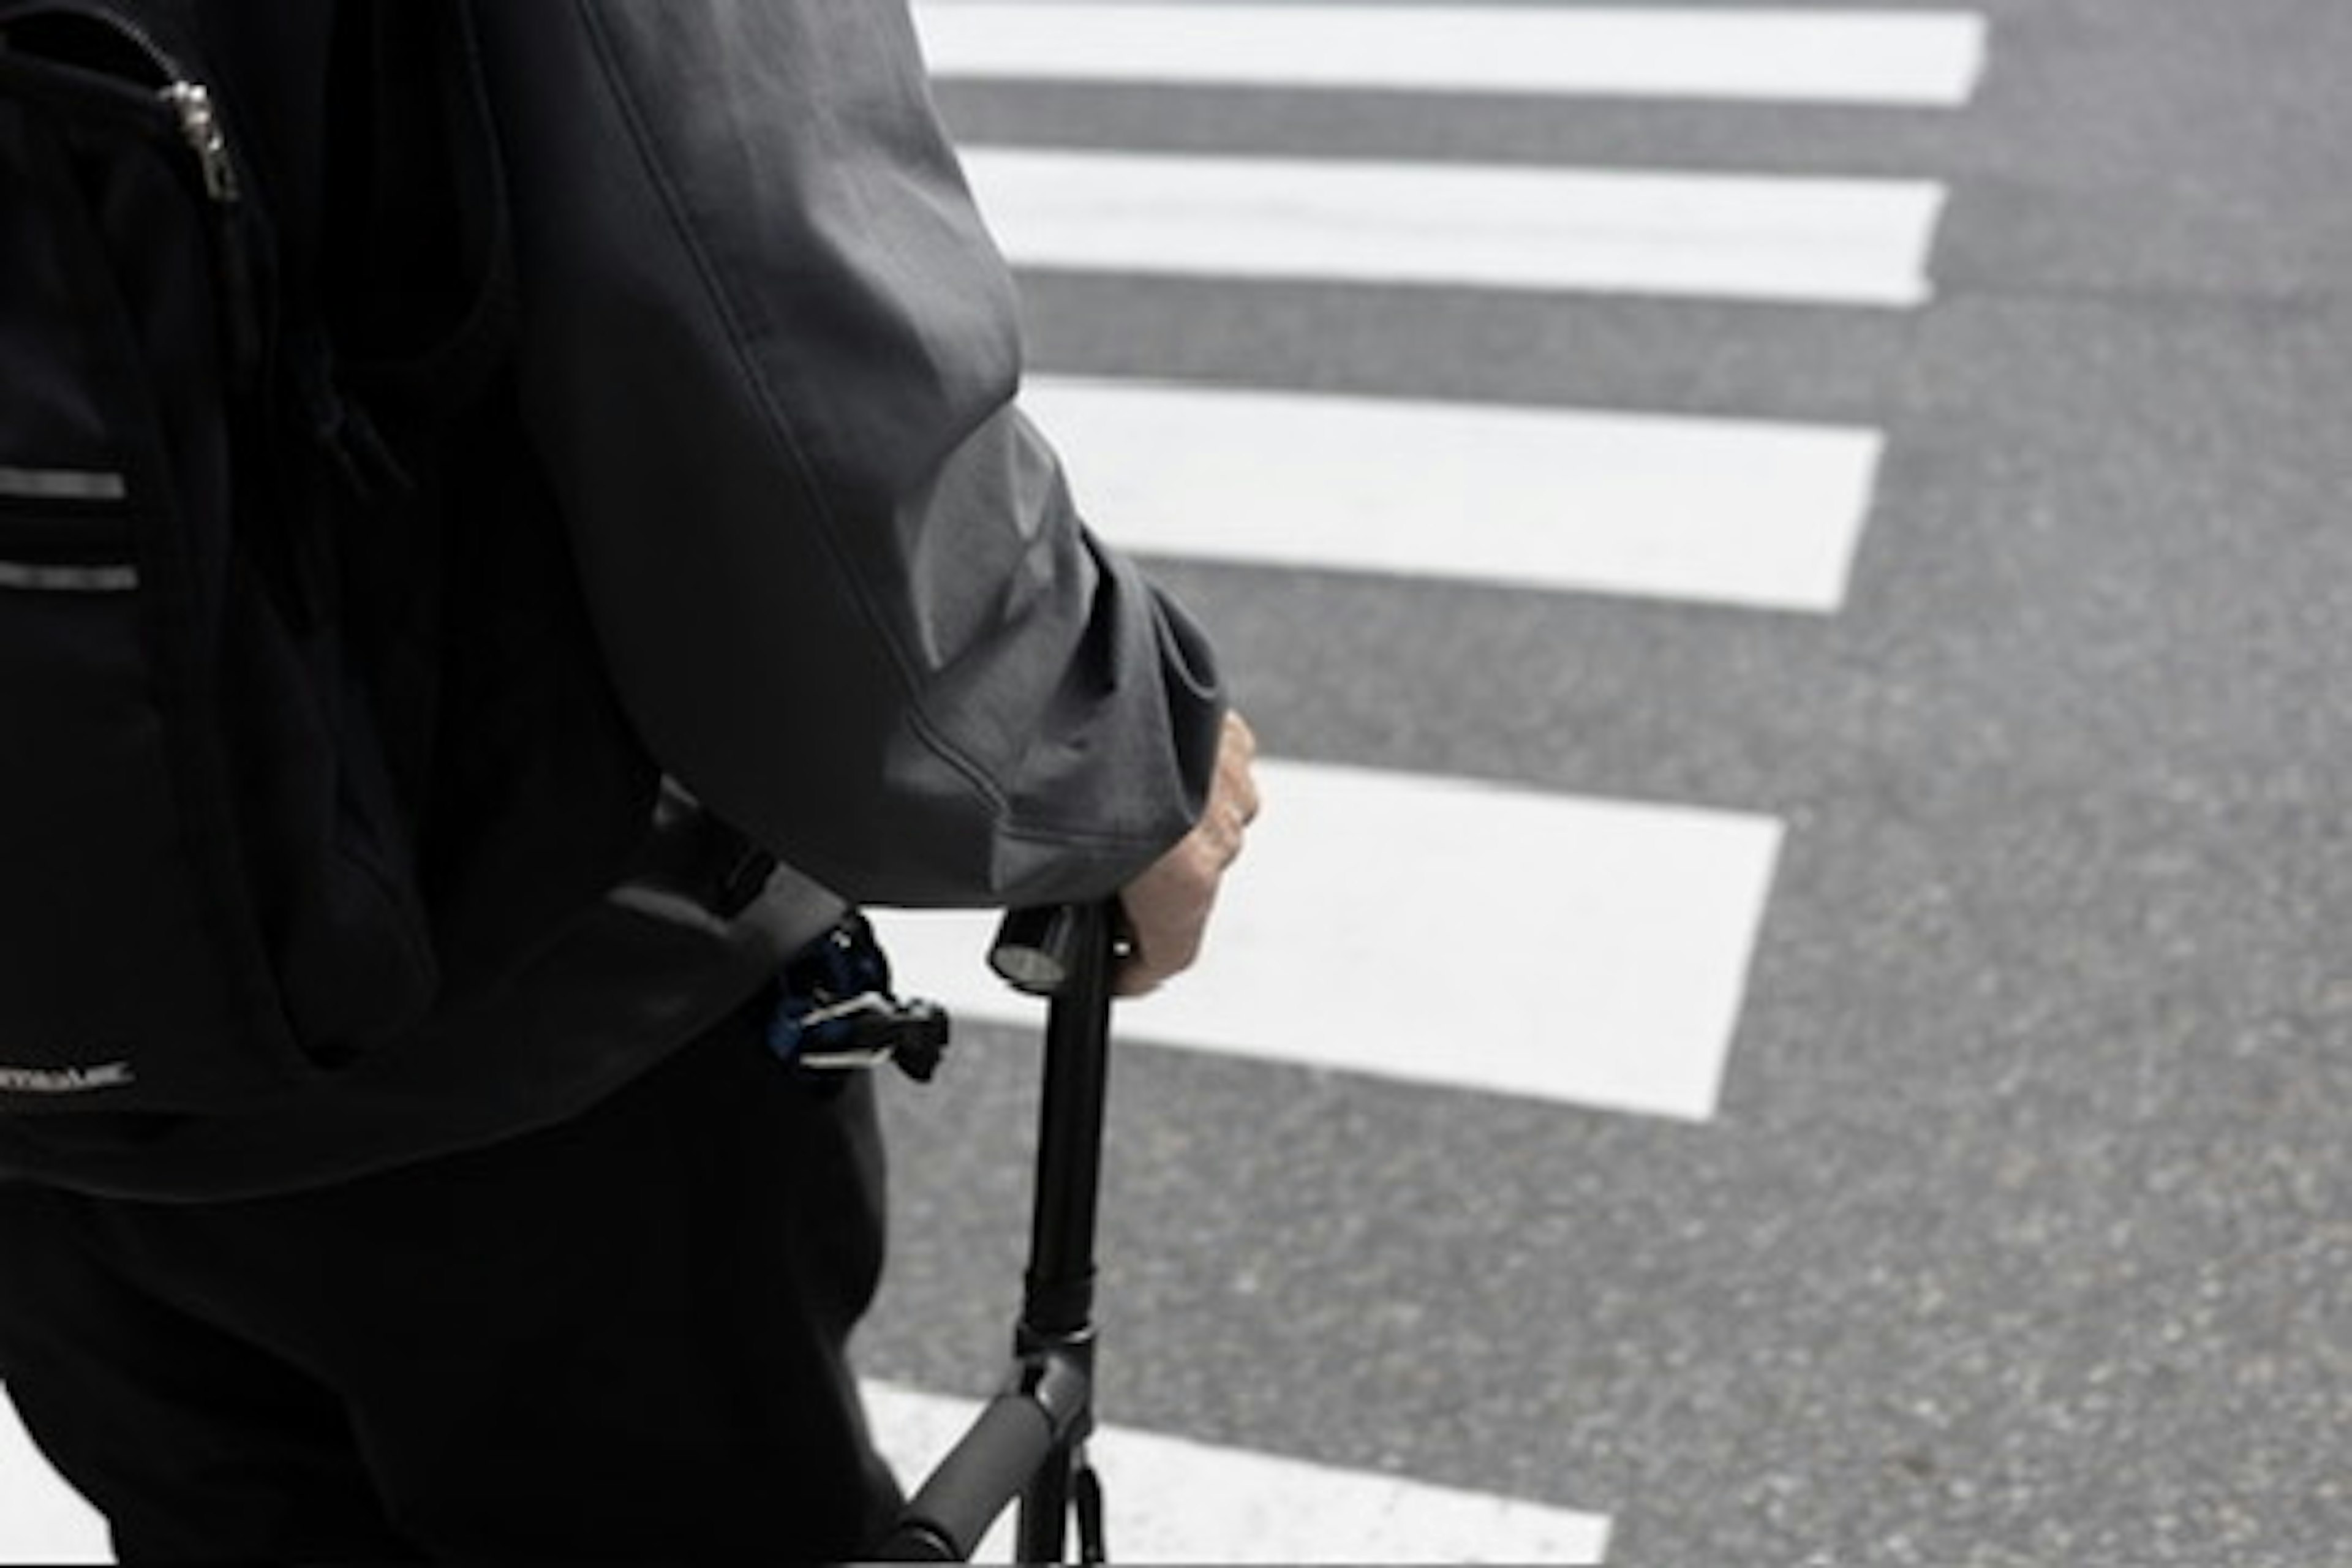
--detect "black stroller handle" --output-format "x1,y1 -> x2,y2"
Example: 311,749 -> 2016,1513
989,905 -> 1098,997
880,1352 -> 1092,1561
876,901 -> 1121,1564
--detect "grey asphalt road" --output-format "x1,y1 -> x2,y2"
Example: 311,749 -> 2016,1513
856,2 -> 2352,1561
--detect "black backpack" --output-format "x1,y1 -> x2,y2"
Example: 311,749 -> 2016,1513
0,0 -> 657,1124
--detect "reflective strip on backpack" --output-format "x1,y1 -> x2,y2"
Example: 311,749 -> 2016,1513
0,560 -> 139,592
0,468 -> 135,590
0,466 -> 128,503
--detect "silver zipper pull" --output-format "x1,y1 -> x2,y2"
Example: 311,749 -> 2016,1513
159,80 -> 237,203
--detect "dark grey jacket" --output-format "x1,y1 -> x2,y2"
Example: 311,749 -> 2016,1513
486,2 -> 1223,908
4,0 -> 1221,1198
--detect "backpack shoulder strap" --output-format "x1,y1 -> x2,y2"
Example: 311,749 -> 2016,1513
329,0 -> 514,412
198,0 -> 513,417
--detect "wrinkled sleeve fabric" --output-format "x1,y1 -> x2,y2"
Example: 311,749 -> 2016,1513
469,0 -> 1224,908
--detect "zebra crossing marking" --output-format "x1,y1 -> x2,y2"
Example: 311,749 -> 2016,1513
876,760 -> 1785,1124
0,10 -> 1984,1559
916,1 -> 1988,108
864,1381 -> 1613,1563
0,1379 -> 1615,1564
0,1390 -> 105,1563
959,146 -> 1948,306
1027,375 -> 1882,613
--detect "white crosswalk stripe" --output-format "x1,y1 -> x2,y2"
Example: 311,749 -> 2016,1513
865,1382 -> 1613,1563
0,1378 -> 1616,1564
960,146 -> 1949,306
915,2 -> 1989,107
0,1389 -> 105,1562
878,761 -> 1784,1124
1026,375 -> 1883,612
897,6 -> 1987,1552
2,5 -> 1996,1561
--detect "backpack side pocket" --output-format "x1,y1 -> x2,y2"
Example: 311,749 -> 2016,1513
0,29 -> 437,1118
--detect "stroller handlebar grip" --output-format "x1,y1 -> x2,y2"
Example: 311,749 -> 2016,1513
990,903 -> 1120,998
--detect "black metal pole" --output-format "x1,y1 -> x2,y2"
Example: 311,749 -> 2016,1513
1011,902 -> 1117,1562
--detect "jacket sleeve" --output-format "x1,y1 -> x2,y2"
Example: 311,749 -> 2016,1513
468,0 -> 1226,908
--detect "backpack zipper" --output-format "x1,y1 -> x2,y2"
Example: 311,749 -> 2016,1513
0,2 -> 262,377
0,2 -> 239,205
159,75 -> 235,202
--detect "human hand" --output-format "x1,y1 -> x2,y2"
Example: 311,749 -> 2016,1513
1115,712 -> 1261,997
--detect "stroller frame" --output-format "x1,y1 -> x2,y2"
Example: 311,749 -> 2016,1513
877,902 -> 1121,1563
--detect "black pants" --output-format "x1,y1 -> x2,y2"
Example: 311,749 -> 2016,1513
0,1001 -> 902,1562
